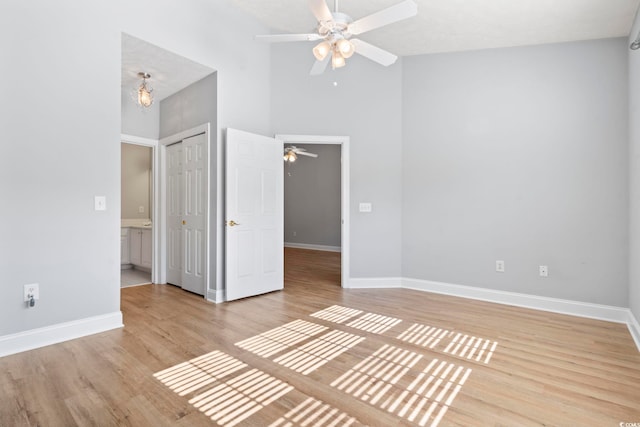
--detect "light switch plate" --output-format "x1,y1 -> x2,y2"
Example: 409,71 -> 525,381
359,202 -> 372,213
94,196 -> 106,211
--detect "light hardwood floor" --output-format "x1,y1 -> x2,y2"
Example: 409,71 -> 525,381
1,248 -> 639,426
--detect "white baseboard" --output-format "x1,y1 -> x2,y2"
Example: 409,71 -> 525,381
207,289 -> 225,304
628,311 -> 640,351
344,277 -> 403,289
345,276 -> 638,351
403,278 -> 629,324
0,312 -> 123,358
285,242 -> 341,252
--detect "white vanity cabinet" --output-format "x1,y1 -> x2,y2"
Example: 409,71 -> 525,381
121,228 -> 130,265
129,227 -> 152,269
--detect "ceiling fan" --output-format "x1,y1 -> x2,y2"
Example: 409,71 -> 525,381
284,146 -> 318,162
256,0 -> 417,75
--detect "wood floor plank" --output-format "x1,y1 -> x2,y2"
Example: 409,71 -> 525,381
1,247 -> 639,426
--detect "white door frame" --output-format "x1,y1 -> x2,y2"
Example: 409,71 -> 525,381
275,134 -> 350,288
121,134 -> 159,284
158,123 -> 211,296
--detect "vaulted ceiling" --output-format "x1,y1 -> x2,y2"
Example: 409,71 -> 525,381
232,0 -> 640,56
121,1 -> 640,102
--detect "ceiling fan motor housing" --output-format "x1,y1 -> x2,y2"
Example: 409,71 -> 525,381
318,12 -> 353,40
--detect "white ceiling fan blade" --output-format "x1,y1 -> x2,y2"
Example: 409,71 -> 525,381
296,151 -> 318,158
348,0 -> 417,36
310,55 -> 330,76
308,0 -> 333,24
351,39 -> 397,66
255,34 -> 322,43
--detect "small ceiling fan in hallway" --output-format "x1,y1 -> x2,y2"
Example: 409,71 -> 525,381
255,0 -> 418,75
284,146 -> 318,162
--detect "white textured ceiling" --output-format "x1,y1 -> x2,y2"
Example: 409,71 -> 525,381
121,1 -> 640,100
121,33 -> 214,102
232,0 -> 640,56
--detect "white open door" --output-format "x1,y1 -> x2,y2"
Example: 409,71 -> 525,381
225,128 -> 283,301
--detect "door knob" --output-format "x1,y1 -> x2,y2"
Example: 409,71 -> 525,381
182,220 -> 186,225
227,220 -> 240,227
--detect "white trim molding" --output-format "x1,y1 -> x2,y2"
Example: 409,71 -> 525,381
284,242 -> 341,253
207,289 -> 225,304
0,312 -> 123,358
276,134 -> 350,290
345,277 -> 403,289
121,135 -> 160,285
628,311 -> 640,350
343,276 -> 639,351
403,278 -> 630,324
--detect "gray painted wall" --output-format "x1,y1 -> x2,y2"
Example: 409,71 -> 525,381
0,0 -> 271,337
284,144 -> 341,248
121,144 -> 152,219
271,43 -> 403,278
402,38 -> 629,306
160,73 -> 216,139
630,15 -> 640,321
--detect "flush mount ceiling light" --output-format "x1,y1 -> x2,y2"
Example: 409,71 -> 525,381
135,72 -> 154,108
255,0 -> 417,76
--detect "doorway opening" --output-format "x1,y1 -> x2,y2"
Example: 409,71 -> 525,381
121,140 -> 156,287
276,135 -> 350,289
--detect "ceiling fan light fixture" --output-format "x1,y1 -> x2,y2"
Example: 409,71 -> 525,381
331,51 -> 346,69
283,151 -> 297,162
313,41 -> 331,60
336,38 -> 355,58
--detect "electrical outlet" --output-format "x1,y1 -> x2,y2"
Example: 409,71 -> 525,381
138,206 -> 144,213
539,265 -> 549,277
359,202 -> 372,213
24,283 -> 39,302
496,260 -> 505,273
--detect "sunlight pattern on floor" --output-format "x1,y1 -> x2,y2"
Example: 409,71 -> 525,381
273,330 -> 365,375
155,306 -> 499,426
346,313 -> 402,334
268,397 -> 359,427
396,324 -> 451,349
310,305 -> 363,324
310,306 -> 402,335
189,368 -> 294,427
330,345 -> 471,427
235,320 -> 329,357
154,351 -> 247,396
155,351 -> 297,427
443,333 -> 498,364
331,344 -> 423,404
